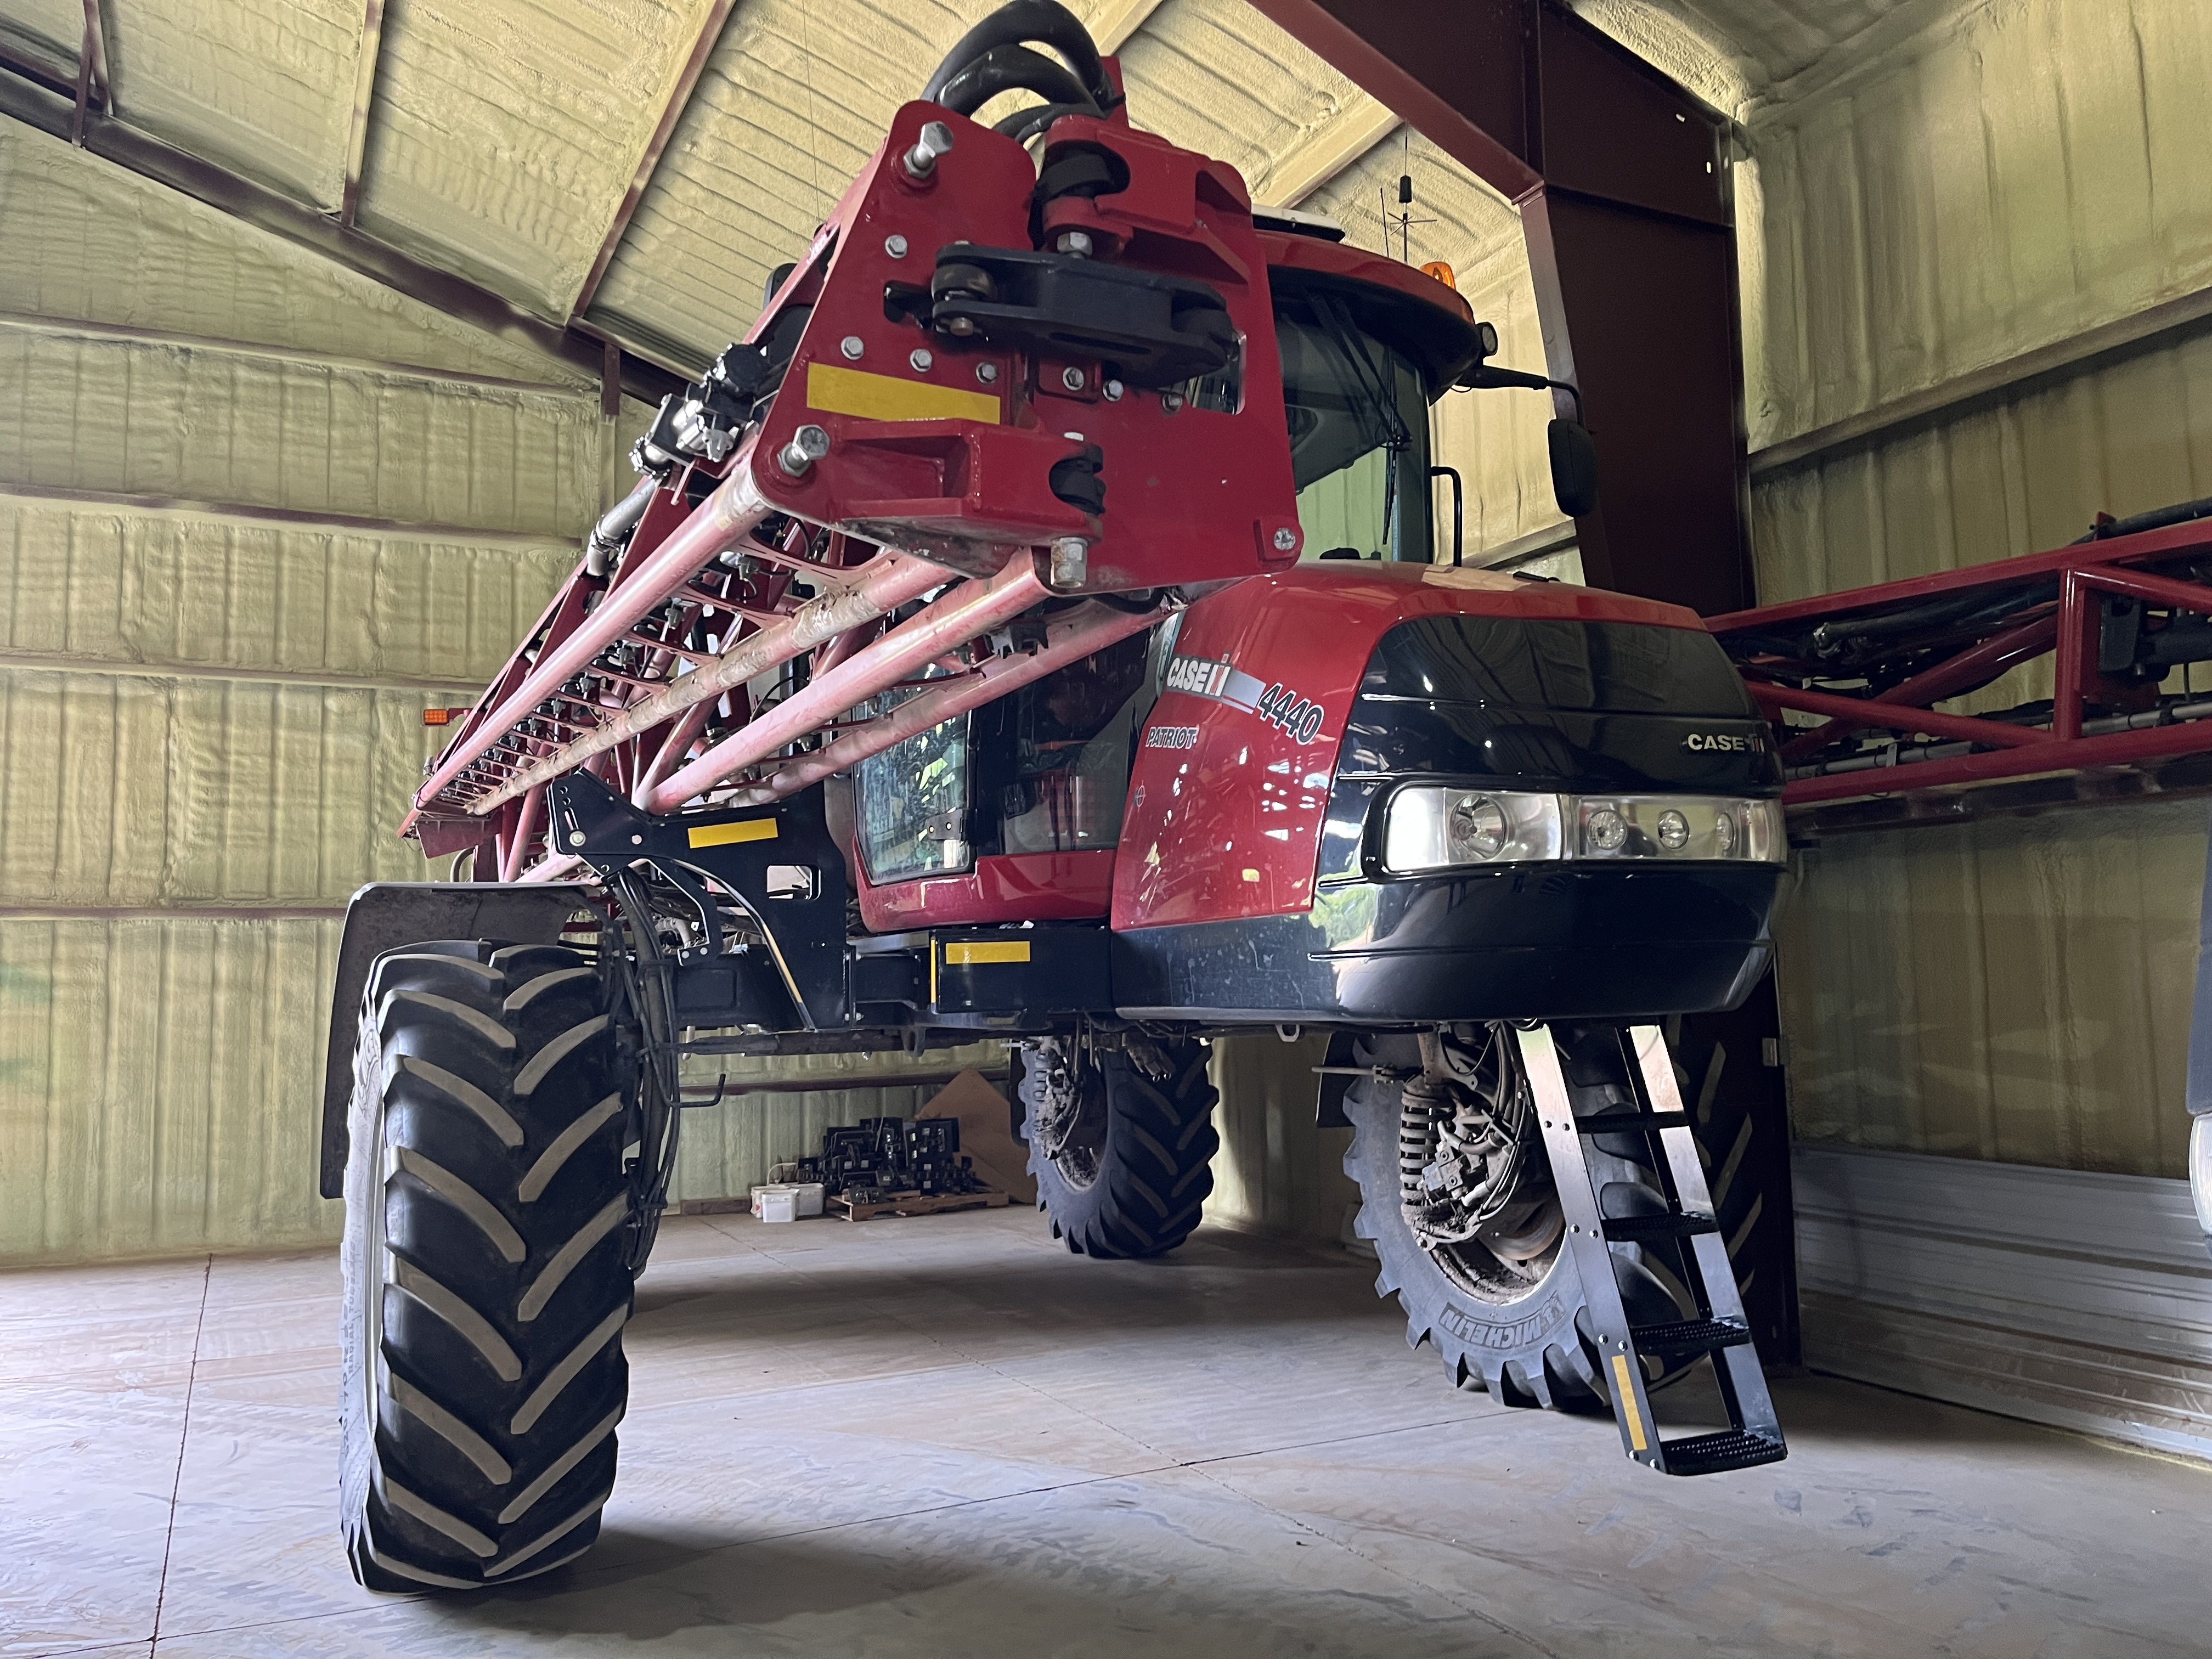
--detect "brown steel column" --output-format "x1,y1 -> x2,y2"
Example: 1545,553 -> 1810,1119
1249,0 -> 1754,617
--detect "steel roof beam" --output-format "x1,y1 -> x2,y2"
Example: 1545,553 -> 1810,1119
1249,0 -> 1753,618
569,0 -> 737,324
339,0 -> 384,227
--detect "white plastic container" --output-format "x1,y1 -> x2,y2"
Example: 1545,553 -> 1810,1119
792,1182 -> 826,1218
757,1187 -> 799,1224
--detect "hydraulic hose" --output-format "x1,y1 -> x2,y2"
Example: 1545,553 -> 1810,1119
923,0 -> 1112,111
995,99 -> 1098,144
934,44 -> 1099,119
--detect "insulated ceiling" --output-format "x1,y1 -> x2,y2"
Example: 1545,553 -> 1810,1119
0,0 -> 1947,374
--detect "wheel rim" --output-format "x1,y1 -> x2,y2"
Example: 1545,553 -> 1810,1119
1392,1029 -> 1566,1306
1029,1039 -> 1108,1192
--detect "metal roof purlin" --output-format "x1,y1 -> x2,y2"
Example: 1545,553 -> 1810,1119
339,0 -> 386,228
569,0 -> 739,326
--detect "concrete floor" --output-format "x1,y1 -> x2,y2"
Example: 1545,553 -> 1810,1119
4,1211 -> 2207,1658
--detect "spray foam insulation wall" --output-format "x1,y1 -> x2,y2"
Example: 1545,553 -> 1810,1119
0,124 -> 596,1263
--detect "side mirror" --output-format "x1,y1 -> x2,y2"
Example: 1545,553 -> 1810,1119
1549,419 -> 1599,518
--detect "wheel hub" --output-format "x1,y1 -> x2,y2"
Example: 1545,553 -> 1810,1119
1398,1028 -> 1564,1300
1029,1036 -> 1107,1190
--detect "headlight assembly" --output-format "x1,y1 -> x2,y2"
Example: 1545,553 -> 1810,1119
1383,787 -> 1786,873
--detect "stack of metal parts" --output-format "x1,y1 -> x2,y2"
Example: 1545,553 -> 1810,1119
794,1118 -> 980,1204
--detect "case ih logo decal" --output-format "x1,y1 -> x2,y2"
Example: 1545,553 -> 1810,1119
1683,732 -> 1761,753
1163,655 -> 1327,745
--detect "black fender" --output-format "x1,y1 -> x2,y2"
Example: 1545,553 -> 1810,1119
317,881 -> 595,1198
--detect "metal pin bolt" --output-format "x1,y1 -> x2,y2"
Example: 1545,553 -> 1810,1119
839,335 -> 865,360
777,424 -> 831,477
569,831 -> 585,847
1062,366 -> 1086,392
1056,229 -> 1093,257
630,834 -> 644,845
1047,537 -> 1088,591
904,120 -> 954,179
910,348 -> 933,373
884,233 -> 909,258
1103,379 -> 1124,402
1161,390 -> 1184,413
975,362 -> 998,385
1272,527 -> 1299,553
946,316 -> 977,337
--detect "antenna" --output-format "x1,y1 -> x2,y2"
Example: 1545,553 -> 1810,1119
1378,132 -> 1435,264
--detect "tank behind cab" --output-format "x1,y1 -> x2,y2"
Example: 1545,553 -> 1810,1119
848,225 -> 1786,1028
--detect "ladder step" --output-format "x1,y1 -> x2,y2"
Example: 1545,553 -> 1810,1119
1628,1316 -> 1752,1356
1600,1212 -> 1718,1243
1657,1429 -> 1788,1477
1577,1110 -> 1689,1133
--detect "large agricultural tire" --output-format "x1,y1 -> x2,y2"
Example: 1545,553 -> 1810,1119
1346,1026 -> 1707,1413
340,939 -> 634,1592
1017,1035 -> 1218,1259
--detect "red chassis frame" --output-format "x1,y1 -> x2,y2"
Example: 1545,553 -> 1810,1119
1708,518 -> 2212,808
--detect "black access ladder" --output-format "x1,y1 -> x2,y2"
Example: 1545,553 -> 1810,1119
1519,1023 -> 1787,1476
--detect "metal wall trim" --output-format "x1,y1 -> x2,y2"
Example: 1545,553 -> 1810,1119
1752,280 -> 2212,479
0,481 -> 583,549
0,903 -> 349,919
0,648 -> 481,694
0,310 -> 586,396
1794,1144 -> 2212,1459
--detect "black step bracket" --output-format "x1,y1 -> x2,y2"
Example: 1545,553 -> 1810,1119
1601,1212 -> 1719,1243
1578,1109 -> 1691,1132
1523,1023 -> 1787,1477
547,771 -> 850,1031
1628,1316 -> 1753,1356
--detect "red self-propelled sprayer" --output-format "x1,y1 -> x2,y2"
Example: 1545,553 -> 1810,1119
324,0 -> 1791,1594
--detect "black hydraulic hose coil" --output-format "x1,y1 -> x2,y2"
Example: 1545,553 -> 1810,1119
923,0 -> 1113,110
934,43 -> 1101,120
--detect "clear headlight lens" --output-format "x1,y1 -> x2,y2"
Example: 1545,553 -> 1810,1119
1384,789 -> 1562,872
1383,788 -> 1786,872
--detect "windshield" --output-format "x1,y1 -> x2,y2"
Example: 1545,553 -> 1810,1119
1275,279 -> 1436,563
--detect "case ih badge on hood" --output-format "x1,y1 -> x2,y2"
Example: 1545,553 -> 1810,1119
1161,653 -> 1327,744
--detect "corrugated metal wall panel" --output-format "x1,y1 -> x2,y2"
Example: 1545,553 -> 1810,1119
1776,798 -> 2207,1181
1793,1144 -> 2212,1460
0,127 -> 585,384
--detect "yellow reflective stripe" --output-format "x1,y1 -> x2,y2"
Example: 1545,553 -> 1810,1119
943,941 -> 1030,966
688,819 -> 777,849
805,362 -> 1001,425
1610,1353 -> 1649,1451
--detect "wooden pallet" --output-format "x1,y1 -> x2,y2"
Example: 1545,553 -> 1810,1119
831,1187 -> 1011,1223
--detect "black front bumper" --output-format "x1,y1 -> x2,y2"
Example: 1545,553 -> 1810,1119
1111,863 -> 1781,1024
